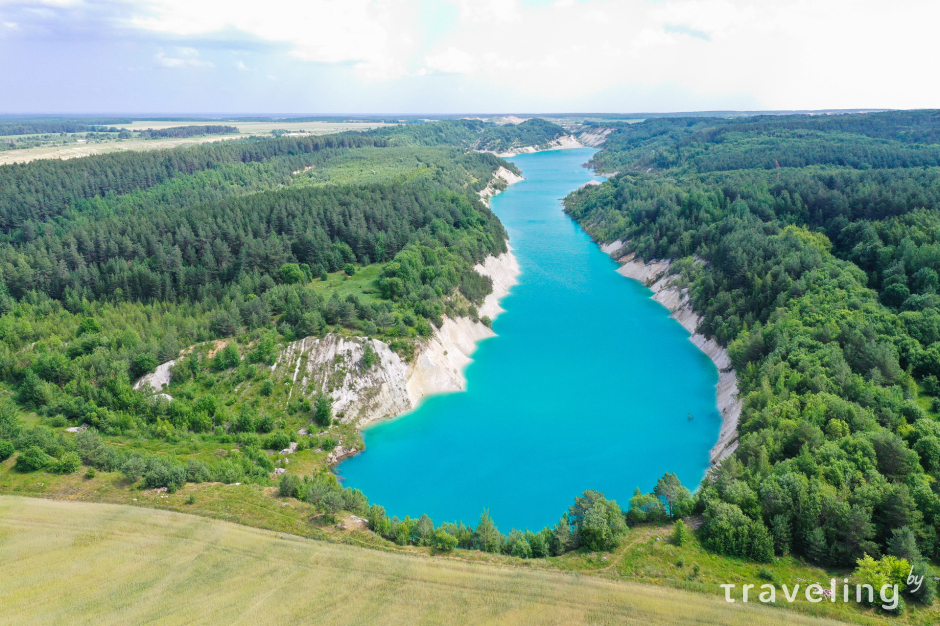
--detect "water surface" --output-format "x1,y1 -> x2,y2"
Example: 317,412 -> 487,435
339,148 -> 721,531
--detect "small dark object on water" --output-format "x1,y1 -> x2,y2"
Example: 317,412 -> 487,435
688,412 -> 693,420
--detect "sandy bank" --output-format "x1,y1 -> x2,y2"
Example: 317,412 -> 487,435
602,240 -> 740,464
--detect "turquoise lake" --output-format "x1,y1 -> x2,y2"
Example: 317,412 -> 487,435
338,148 -> 721,531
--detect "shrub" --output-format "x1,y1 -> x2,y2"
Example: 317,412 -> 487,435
121,455 -> 147,482
279,473 -> 303,498
504,530 -> 532,558
264,430 -> 291,451
0,439 -> 13,462
433,528 -> 458,552
185,459 -> 212,482
84,466 -> 96,479
342,487 -> 369,515
260,380 -> 274,397
320,437 -> 337,451
15,445 -> 53,472
143,457 -> 187,492
314,394 -> 332,427
672,519 -> 689,546
51,451 -> 81,474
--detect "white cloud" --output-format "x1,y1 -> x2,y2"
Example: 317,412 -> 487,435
124,0 -> 420,80
234,60 -> 248,71
154,47 -> 213,68
11,0 -> 938,111
454,0 -> 521,24
425,46 -> 476,74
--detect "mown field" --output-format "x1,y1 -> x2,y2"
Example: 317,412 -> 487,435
0,495 -> 854,626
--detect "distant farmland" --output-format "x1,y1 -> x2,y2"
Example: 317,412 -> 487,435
0,496 -> 853,626
0,120 -> 392,165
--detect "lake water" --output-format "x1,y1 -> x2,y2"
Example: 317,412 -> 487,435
338,148 -> 721,532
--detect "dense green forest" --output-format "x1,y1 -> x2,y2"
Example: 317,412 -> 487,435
565,110 -> 940,605
0,118 -> 131,136
0,120 -> 554,490
139,125 -> 239,139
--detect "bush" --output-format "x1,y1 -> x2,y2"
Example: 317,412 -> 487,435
143,457 -> 187,492
260,380 -> 274,397
121,455 -> 147,482
15,445 -> 53,472
504,530 -> 532,558
264,430 -> 291,451
51,451 -> 81,474
0,439 -> 13,462
433,528 -> 458,552
672,519 -> 689,546
700,501 -> 774,563
185,459 -> 212,483
342,487 -> 369,515
279,473 -> 303,498
314,394 -> 332,427
84,466 -> 96,479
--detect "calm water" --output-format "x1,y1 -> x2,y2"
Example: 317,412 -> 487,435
338,148 -> 721,531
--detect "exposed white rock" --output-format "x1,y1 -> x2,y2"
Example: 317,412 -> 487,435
477,134 -> 584,158
133,360 -> 176,393
612,250 -> 741,464
576,128 -> 615,148
599,239 -> 626,256
478,166 -> 524,205
265,247 -> 520,431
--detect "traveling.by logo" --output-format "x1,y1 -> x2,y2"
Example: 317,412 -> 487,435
720,578 -> 899,611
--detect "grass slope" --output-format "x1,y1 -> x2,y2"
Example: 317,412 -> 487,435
0,495 -> 851,626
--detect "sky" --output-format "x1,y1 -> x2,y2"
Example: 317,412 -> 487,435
0,0 -> 937,115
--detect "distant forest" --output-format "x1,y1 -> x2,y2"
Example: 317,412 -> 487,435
139,125 -> 239,139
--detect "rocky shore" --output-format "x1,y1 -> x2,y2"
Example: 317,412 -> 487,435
601,240 -> 740,464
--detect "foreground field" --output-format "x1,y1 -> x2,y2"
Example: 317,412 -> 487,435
0,496 -> 850,626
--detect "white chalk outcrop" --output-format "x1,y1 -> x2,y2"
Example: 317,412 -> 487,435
477,134 -> 585,158
603,240 -> 740,464
478,166 -> 524,205
133,360 -> 176,394
267,249 -> 520,430
576,128 -> 615,148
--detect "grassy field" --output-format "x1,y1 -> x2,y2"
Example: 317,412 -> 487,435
0,495 -> 857,626
1,456 -> 923,626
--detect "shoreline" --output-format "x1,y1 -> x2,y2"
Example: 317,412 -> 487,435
600,240 -> 740,465
475,134 -> 584,158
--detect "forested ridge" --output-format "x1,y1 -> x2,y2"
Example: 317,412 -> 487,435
0,120 -> 529,491
564,110 -> 940,606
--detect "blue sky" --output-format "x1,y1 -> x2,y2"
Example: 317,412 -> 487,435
1,0 -> 936,114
